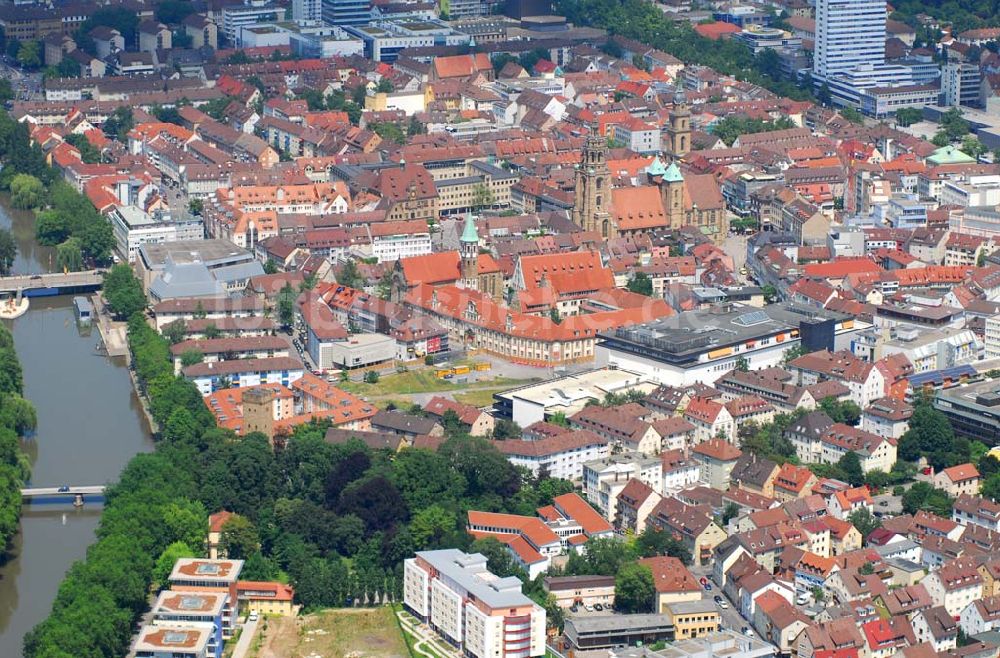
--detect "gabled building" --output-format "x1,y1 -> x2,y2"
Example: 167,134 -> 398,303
911,606 -> 957,653
691,438 -> 743,490
922,556 -> 983,616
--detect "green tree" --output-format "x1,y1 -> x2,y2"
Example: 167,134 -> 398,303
370,121 -> 406,144
55,237 -> 84,272
9,173 -> 44,209
627,272 -> 654,296
219,515 -> 260,559
932,131 -> 951,147
0,229 -> 15,276
15,40 -> 40,68
901,481 -> 954,516
64,133 -> 100,163
961,135 -> 987,160
161,320 -> 186,344
408,504 -> 457,549
897,399 -> 957,469
941,107 -> 970,141
615,563 -> 655,613
819,397 -> 861,425
103,264 -> 147,319
840,107 -> 864,124
337,260 -> 364,288
376,269 -> 394,300
838,451 -> 865,486
472,183 -> 496,210
895,108 -> 923,127
188,198 -> 203,216
847,507 -> 881,541
179,349 -> 203,367
762,284 -> 778,303
364,370 -> 380,384
152,541 -> 195,589
634,526 -> 691,564
102,107 -> 134,141
277,282 -> 296,328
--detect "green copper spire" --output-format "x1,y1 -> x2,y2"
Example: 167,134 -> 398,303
663,162 -> 684,182
461,212 -> 478,243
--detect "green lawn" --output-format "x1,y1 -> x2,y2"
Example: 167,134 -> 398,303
341,370 -> 537,400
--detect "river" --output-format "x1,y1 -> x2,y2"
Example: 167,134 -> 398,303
0,203 -> 154,656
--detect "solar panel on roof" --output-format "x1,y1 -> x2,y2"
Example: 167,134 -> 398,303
733,310 -> 770,326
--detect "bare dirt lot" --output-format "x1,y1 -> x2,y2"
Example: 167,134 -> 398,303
253,607 -> 409,658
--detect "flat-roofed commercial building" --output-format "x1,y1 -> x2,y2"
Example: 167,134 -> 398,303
565,613 -> 674,650
935,379 -> 1000,443
492,368 -> 655,427
598,303 -> 866,386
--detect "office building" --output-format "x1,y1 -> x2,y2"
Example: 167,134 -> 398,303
322,0 -> 373,26
942,61 -> 982,108
597,303 -> 866,387
293,0 -> 322,21
111,206 -> 204,263
135,625 -> 213,658
152,591 -> 228,657
813,0 -> 885,79
221,0 -> 282,44
403,549 -> 546,658
936,379 -> 1000,443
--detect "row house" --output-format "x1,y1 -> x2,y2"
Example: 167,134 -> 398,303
569,404 -> 661,456
953,493 -> 1000,533
819,424 -> 898,474
494,429 -> 610,482
921,556 -> 983,616
787,349 -> 886,408
615,478 -> 661,534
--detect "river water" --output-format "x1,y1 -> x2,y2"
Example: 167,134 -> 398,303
0,203 -> 154,656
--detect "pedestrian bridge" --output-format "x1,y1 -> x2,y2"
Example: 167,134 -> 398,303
0,270 -> 104,296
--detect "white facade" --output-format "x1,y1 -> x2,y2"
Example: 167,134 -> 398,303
501,442 -> 610,482
663,463 -> 701,493
112,206 -> 205,263
403,550 -> 546,658
813,0 -> 886,79
922,572 -> 983,617
583,455 -> 662,521
371,230 -> 432,263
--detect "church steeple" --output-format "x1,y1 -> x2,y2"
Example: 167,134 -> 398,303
460,212 -> 479,289
572,131 -> 613,238
667,85 -> 691,159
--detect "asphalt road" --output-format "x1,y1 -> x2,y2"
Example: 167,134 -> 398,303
231,616 -> 260,658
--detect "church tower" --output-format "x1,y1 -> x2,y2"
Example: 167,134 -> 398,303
459,212 -> 479,289
572,132 -> 612,238
666,87 -> 691,159
662,162 -> 686,228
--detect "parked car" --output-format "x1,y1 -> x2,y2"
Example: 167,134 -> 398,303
703,582 -> 712,591
713,595 -> 722,603
57,485 -> 70,492
719,600 -> 729,610
594,603 -> 603,611
584,604 -> 594,612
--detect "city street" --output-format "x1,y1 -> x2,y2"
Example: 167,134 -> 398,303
689,562 -> 751,633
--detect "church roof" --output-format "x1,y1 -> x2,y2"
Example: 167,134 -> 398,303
645,156 -> 669,177
663,162 -> 684,182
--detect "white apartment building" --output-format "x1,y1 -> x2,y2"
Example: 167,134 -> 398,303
404,549 -> 546,658
369,222 -> 432,263
135,625 -> 212,658
495,432 -> 610,482
583,453 -> 662,521
813,0 -> 886,79
921,560 -> 983,617
984,315 -> 1000,359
